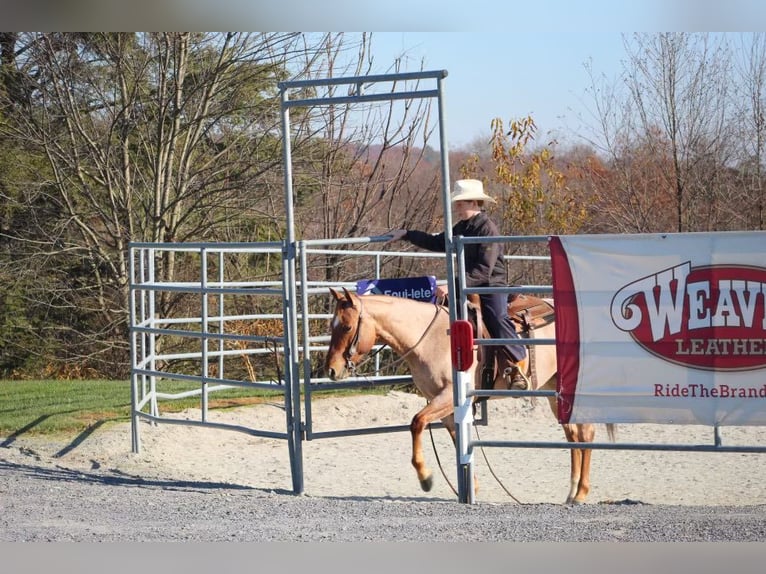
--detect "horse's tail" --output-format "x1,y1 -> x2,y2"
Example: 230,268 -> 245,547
605,423 -> 617,442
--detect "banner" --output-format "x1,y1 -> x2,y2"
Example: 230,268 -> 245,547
550,232 -> 766,426
356,276 -> 437,302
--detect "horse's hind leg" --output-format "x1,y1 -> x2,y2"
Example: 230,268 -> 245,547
410,391 -> 454,492
562,423 -> 595,504
541,374 -> 557,417
576,446 -> 594,503
565,448 -> 581,504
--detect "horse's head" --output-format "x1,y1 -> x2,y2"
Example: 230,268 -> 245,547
324,287 -> 377,381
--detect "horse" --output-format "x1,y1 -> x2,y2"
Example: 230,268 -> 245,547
323,287 -> 614,504
505,295 -> 615,505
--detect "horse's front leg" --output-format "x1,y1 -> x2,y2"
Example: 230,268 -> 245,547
410,391 -> 454,492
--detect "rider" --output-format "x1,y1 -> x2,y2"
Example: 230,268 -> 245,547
387,179 -> 528,390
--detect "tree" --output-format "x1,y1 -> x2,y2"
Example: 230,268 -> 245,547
0,32 -> 442,378
0,32 -> 426,378
731,32 -> 766,230
287,35 -> 445,286
458,116 -> 587,285
585,33 -> 737,233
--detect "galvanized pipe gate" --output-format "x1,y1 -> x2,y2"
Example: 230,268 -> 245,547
130,70 -> 460,496
129,70 -> 766,504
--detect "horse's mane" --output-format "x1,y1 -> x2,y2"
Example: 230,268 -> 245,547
357,293 -> 445,309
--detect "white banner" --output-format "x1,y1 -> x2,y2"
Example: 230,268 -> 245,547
549,232 -> 766,426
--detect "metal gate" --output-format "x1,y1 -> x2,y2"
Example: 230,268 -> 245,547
128,240 -> 457,494
129,69 -> 766,503
129,70 -> 453,494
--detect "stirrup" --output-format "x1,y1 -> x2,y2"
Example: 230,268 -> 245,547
503,364 -> 529,391
481,366 -> 494,390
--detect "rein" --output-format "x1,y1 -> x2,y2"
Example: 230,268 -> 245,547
429,416 -> 524,503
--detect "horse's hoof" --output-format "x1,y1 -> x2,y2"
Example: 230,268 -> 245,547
420,475 -> 434,492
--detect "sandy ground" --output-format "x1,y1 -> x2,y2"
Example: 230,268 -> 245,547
2,390 -> 766,506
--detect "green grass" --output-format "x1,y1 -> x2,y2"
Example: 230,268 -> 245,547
0,379 -> 131,437
0,379 -> 391,439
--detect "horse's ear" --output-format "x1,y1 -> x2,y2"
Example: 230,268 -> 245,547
329,287 -> 342,301
342,287 -> 355,304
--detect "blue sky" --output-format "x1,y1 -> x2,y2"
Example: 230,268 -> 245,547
370,32 -> 629,149
4,2 -> 761,150
10,1 -> 763,48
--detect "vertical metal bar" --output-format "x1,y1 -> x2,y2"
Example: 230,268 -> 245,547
374,252 -> 382,374
148,248 -> 158,418
129,245 -> 141,453
299,240 -> 314,438
439,75 -> 455,322
139,248 -> 148,400
218,250 -> 225,380
454,237 -> 475,503
281,86 -> 305,494
458,238 -> 488,425
435,74 -> 473,503
201,248 -> 209,422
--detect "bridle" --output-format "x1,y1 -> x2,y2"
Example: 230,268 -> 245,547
334,294 -> 446,376
342,295 -> 365,374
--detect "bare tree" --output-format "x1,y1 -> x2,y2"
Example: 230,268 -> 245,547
287,33 -> 444,285
0,32 -> 429,377
731,33 -> 766,230
583,33 -> 737,233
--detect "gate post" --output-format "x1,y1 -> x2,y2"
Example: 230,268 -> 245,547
451,319 -> 475,503
280,88 -> 304,495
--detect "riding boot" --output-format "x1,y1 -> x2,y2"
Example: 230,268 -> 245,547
497,347 -> 529,391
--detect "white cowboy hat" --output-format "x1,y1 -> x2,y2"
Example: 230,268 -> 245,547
449,179 -> 496,204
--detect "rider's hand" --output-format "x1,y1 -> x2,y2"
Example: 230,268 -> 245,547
386,229 -> 407,242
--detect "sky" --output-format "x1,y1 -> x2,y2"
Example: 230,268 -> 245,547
369,32 -> 629,149
4,1 -> 764,44
2,0 -> 763,150
19,0 -> 766,33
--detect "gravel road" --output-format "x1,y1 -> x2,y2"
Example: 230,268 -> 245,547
1,456 -> 765,542
3,393 -> 766,544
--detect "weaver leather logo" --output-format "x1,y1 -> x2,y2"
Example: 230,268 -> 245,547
610,262 -> 766,371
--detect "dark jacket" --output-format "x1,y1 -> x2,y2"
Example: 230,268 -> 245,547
404,211 -> 506,287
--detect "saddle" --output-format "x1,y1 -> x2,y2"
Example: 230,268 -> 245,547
466,293 -> 555,333
507,293 -> 555,334
466,292 -> 555,395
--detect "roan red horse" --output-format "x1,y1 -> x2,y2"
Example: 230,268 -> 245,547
324,287 -> 615,504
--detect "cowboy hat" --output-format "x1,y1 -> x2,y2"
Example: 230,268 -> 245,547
450,179 -> 496,204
